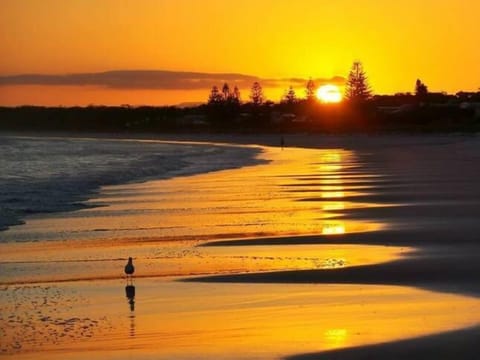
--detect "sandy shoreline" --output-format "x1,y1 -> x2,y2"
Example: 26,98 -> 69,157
2,134 -> 480,358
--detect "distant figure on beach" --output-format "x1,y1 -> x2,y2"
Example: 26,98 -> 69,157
280,136 -> 285,150
125,257 -> 135,284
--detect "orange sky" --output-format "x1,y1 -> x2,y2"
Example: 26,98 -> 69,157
1,0 -> 479,106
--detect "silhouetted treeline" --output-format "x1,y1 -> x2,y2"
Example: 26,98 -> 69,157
0,105 -> 192,133
3,60 -> 479,134
1,91 -> 479,134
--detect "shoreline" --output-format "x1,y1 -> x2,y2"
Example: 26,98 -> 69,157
2,129 -> 479,149
0,134 -> 266,234
2,133 -> 480,359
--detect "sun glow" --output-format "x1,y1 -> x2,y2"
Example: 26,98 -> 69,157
316,85 -> 342,103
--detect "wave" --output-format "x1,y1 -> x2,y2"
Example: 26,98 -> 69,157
0,136 -> 265,236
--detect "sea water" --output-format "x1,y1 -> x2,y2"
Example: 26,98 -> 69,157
0,135 -> 264,235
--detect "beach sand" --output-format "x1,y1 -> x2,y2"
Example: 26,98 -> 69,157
2,135 -> 480,359
3,280 -> 480,360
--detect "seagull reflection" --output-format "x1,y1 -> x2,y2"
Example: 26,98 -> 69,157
126,285 -> 135,311
125,285 -> 136,337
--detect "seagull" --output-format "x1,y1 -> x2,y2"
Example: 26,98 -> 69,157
125,257 -> 135,283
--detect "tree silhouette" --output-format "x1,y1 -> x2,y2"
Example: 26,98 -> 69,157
415,79 -> 428,101
345,61 -> 372,102
305,78 -> 316,101
208,86 -> 223,104
282,86 -> 297,104
232,85 -> 241,104
249,82 -> 264,105
222,83 -> 230,100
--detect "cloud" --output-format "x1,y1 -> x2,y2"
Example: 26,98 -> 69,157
0,70 -> 345,90
263,76 -> 346,88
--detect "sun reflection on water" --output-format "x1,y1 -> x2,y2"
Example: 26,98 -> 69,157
321,222 -> 346,235
322,202 -> 345,211
321,191 -> 345,199
317,150 -> 347,235
324,328 -> 348,347
320,152 -> 343,163
318,164 -> 343,172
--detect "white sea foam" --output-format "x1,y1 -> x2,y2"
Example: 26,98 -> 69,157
0,136 -> 264,234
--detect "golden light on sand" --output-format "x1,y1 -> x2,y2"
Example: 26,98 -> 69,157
322,222 -> 346,235
321,191 -> 345,199
318,164 -> 343,172
316,85 -> 343,103
322,202 -> 345,211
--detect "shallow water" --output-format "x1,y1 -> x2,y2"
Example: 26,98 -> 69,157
0,135 -> 264,233
0,145 -> 392,284
0,145 -> 387,243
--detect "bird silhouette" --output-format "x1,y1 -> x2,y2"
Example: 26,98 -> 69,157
125,257 -> 135,284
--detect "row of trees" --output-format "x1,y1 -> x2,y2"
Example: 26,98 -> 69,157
208,61 -> 446,105
208,81 -> 265,106
207,78 -> 319,107
208,83 -> 241,105
280,79 -> 317,104
207,61 -> 375,107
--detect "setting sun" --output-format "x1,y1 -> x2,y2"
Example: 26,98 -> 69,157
316,85 -> 342,103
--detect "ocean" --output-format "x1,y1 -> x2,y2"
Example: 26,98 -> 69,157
0,135 -> 264,235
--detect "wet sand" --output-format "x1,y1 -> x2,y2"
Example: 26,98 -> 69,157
2,135 -> 480,359
287,326 -> 480,360
3,280 -> 480,360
